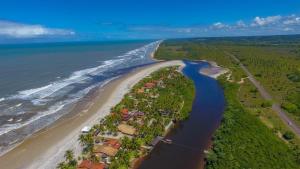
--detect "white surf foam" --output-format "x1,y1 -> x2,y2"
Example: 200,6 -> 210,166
0,101 -> 67,136
0,76 -> 119,137
0,41 -> 161,137
9,58 -> 121,102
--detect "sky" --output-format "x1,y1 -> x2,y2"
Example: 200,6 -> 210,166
0,0 -> 300,43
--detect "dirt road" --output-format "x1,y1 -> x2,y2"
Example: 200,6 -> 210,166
226,52 -> 300,136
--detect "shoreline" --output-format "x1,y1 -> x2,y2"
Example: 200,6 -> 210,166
0,60 -> 184,169
0,76 -> 119,157
198,60 -> 229,79
150,41 -> 164,62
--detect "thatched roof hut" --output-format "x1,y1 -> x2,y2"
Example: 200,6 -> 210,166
93,145 -> 119,157
117,124 -> 136,136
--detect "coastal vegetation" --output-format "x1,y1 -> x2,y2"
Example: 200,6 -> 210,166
58,66 -> 195,169
220,44 -> 300,122
206,78 -> 300,168
154,35 -> 300,168
155,36 -> 300,141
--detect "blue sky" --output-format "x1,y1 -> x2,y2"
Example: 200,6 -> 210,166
0,0 -> 300,42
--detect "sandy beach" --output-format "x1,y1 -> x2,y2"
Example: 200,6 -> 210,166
199,60 -> 229,79
150,41 -> 164,61
0,60 -> 184,169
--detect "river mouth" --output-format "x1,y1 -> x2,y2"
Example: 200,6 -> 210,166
137,60 -> 225,169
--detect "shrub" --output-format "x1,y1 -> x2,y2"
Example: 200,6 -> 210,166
261,100 -> 272,108
281,102 -> 298,113
250,88 -> 258,93
287,71 -> 300,82
283,131 -> 295,140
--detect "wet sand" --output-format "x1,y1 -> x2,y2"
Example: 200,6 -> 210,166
0,60 -> 184,169
199,60 -> 229,79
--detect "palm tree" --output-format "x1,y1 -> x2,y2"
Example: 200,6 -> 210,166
64,150 -> 74,162
78,134 -> 87,146
69,159 -> 77,167
57,162 -> 66,169
90,153 -> 99,163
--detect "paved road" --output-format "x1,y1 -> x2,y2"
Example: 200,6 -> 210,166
226,52 -> 300,136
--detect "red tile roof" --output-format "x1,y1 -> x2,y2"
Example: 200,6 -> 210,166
106,139 -> 121,149
121,108 -> 129,114
144,82 -> 155,88
77,160 -> 105,169
91,163 -> 105,169
78,160 -> 92,169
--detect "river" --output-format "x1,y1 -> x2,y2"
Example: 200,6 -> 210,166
137,60 -> 226,169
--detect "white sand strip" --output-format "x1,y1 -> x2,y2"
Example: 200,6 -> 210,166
25,60 -> 184,169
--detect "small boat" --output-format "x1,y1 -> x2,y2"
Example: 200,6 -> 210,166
163,139 -> 172,144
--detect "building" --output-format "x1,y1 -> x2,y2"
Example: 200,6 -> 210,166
121,108 -> 129,114
137,88 -> 144,93
120,108 -> 131,121
105,138 -> 121,149
117,123 -> 136,136
77,160 -> 105,169
160,110 -> 172,116
133,111 -> 145,117
144,82 -> 155,89
93,145 -> 119,157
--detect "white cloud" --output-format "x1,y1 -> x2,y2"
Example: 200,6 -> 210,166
283,15 -> 300,25
283,27 -> 293,31
236,20 -> 247,28
211,22 -> 229,29
251,15 -> 282,26
176,28 -> 192,33
0,20 -> 75,38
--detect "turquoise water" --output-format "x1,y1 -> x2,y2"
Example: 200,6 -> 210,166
0,40 -> 159,153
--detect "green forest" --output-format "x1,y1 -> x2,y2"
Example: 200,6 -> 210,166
155,35 -> 300,124
206,78 -> 300,169
154,35 -> 300,168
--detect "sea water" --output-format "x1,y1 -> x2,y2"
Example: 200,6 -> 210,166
0,40 -> 160,154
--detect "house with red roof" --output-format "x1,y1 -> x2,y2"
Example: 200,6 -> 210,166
120,108 -> 131,121
144,82 -> 155,89
77,160 -> 105,169
105,138 -> 121,149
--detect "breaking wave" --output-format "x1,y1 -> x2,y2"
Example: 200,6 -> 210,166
0,40 -> 161,143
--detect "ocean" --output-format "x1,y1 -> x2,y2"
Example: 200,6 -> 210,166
0,40 -> 159,154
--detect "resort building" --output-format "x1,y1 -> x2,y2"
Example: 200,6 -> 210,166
120,108 -> 131,121
144,82 -> 155,89
93,145 -> 119,157
137,88 -> 144,93
133,111 -> 145,117
117,123 -> 136,136
77,160 -> 105,169
105,138 -> 121,149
